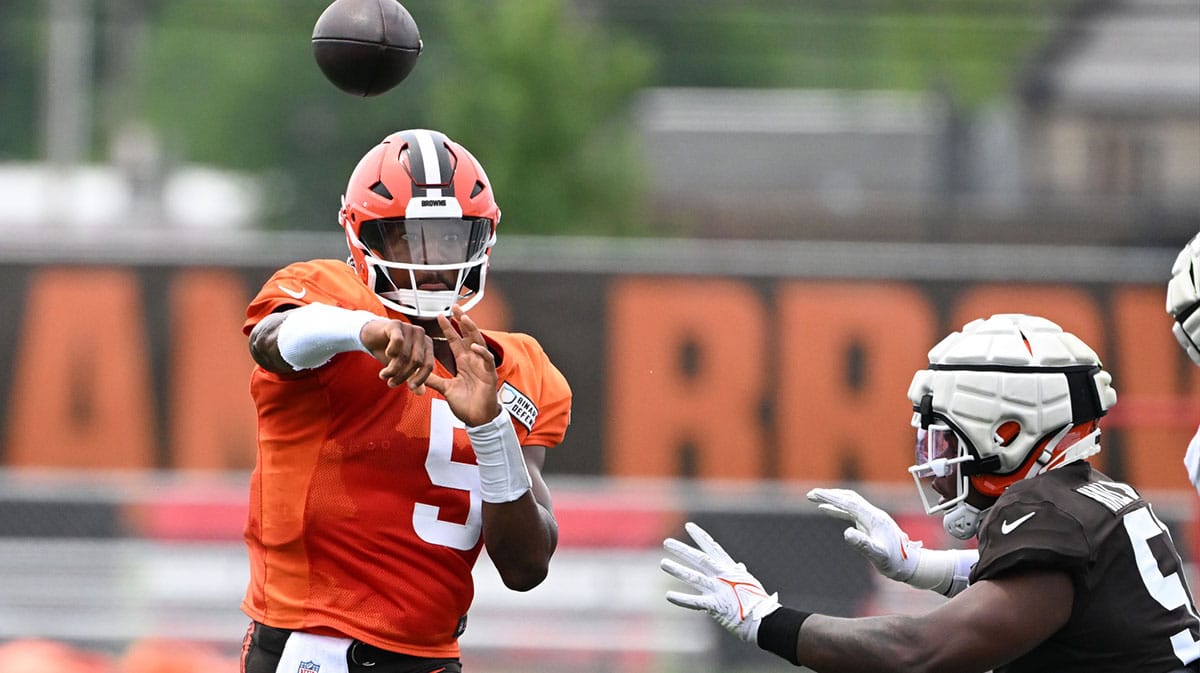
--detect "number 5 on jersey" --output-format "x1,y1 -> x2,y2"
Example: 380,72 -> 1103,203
412,399 -> 483,550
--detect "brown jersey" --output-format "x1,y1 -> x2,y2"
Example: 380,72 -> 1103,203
240,259 -> 572,657
972,462 -> 1200,672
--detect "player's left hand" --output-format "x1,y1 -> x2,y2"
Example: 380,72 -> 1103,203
1185,426 -> 1200,494
807,487 -> 923,583
661,522 -> 780,643
424,305 -> 501,427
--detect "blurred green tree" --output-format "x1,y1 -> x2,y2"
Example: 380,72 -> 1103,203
429,0 -> 653,235
600,0 -> 1073,108
0,0 -> 42,159
7,1 -> 1070,233
136,0 -> 652,235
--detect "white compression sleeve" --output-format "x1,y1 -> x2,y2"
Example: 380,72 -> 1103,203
275,302 -> 378,370
467,407 -> 532,504
911,548 -> 979,596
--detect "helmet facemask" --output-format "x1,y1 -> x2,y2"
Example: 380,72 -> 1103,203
908,416 -> 974,519
907,403 -> 1101,540
348,215 -> 495,318
907,395 -> 996,540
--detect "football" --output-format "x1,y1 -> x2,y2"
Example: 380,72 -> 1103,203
311,0 -> 423,97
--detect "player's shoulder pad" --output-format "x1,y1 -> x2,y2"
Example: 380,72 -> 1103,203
245,259 -> 378,335
267,259 -> 360,295
483,330 -> 546,359
974,480 -> 1093,580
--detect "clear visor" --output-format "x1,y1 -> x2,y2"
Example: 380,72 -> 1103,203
912,424 -> 962,478
908,419 -> 974,515
359,217 -> 493,268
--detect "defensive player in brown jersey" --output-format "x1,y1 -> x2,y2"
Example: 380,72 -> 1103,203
662,314 -> 1200,673
1166,231 -> 1200,494
238,129 -> 571,673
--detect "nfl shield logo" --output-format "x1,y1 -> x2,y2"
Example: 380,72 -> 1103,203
298,662 -> 319,673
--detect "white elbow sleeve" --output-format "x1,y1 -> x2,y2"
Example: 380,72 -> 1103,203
467,407 -> 532,504
276,303 -> 378,370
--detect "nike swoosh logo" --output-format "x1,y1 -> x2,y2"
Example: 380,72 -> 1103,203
1001,511 -> 1036,534
279,284 -> 306,300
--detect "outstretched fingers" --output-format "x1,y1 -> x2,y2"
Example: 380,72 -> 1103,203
807,487 -> 856,510
808,487 -> 879,525
451,305 -> 486,346
435,307 -> 494,370
683,522 -> 736,567
660,558 -> 717,612
815,503 -> 855,523
663,536 -> 718,576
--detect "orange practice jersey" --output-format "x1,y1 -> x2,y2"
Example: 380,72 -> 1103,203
240,259 -> 572,657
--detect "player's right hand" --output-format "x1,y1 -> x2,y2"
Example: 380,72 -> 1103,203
807,487 -> 922,583
424,305 -> 501,427
661,522 -> 781,643
359,319 -> 435,393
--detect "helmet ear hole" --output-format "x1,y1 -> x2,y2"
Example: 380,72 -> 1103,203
994,421 -> 1021,447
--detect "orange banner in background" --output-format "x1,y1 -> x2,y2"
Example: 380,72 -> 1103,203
0,263 -> 1196,492
774,282 -> 935,483
607,278 -> 769,479
6,269 -> 157,469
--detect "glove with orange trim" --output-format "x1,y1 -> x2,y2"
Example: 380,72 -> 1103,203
807,487 -> 974,596
661,522 -> 781,643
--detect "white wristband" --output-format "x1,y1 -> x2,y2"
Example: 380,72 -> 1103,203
276,302 -> 377,370
467,407 -> 532,504
912,548 -> 978,596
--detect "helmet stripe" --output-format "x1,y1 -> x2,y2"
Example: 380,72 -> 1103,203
397,129 -> 455,195
413,130 -> 442,184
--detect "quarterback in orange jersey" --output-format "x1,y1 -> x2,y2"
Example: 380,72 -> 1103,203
238,129 -> 571,673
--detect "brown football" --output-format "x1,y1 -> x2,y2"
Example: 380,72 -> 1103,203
311,0 -> 422,97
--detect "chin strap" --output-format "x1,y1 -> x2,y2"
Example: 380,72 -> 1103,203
942,501 -> 984,540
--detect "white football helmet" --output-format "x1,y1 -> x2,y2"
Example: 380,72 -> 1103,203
1166,232 -> 1200,366
907,314 -> 1117,539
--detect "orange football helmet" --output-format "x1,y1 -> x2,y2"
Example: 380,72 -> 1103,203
339,129 -> 500,317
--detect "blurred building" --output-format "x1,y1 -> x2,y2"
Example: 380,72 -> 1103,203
634,0 -> 1200,246
1018,0 -> 1200,241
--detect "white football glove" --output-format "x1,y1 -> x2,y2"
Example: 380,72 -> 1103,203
1185,425 -> 1200,496
661,522 -> 781,643
807,487 -> 975,596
